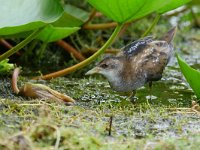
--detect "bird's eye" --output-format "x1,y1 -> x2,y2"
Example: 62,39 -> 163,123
101,64 -> 108,68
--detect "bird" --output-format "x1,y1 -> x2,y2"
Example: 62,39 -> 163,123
85,27 -> 176,98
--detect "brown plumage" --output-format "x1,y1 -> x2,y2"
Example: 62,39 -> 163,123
86,27 -> 176,93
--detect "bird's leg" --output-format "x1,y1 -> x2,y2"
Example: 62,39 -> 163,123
129,90 -> 138,103
149,81 -> 153,101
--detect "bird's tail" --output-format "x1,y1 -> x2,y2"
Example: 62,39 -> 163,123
160,26 -> 177,43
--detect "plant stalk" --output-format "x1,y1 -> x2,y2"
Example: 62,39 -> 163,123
141,14 -> 161,37
34,23 -> 124,80
0,27 -> 45,61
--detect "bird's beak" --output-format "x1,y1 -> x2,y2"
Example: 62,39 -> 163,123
85,67 -> 100,75
161,26 -> 177,43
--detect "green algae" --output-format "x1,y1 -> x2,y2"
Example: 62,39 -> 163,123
0,26 -> 200,150
0,74 -> 200,149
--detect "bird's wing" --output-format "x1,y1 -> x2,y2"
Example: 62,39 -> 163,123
118,36 -> 154,57
133,40 -> 171,81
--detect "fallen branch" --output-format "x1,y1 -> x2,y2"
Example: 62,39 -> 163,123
56,40 -> 85,61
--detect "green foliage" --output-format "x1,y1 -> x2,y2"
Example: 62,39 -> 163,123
190,0 -> 200,5
0,0 -> 192,75
87,0 -> 170,23
158,0 -> 191,14
176,53 -> 200,98
0,59 -> 14,74
53,4 -> 90,27
0,0 -> 63,35
36,25 -> 80,42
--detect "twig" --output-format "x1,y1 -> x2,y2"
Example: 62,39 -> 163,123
108,116 -> 113,136
118,22 -> 131,37
56,40 -> 85,61
84,9 -> 97,25
0,39 -> 13,49
0,38 -> 21,55
83,22 -> 118,30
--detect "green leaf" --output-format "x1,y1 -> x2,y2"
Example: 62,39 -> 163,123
0,59 -> 14,74
158,0 -> 191,14
36,25 -> 80,42
176,53 -> 200,98
53,4 -> 89,27
189,0 -> 200,6
87,0 -> 171,23
0,0 -> 63,35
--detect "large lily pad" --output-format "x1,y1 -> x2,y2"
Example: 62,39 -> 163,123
158,0 -> 191,14
36,25 -> 80,42
87,0 -> 171,23
53,4 -> 89,27
176,53 -> 200,98
0,0 -> 63,35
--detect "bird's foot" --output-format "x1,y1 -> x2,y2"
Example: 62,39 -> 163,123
130,96 -> 138,104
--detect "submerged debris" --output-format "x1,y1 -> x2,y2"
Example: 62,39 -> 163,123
12,68 -> 75,105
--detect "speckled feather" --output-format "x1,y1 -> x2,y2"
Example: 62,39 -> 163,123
86,27 -> 176,92
109,40 -> 172,92
122,36 -> 153,57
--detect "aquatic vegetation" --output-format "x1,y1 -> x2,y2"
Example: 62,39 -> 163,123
176,53 -> 200,99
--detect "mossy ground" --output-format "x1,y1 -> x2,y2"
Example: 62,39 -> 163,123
1,18 -> 200,150
0,75 -> 200,149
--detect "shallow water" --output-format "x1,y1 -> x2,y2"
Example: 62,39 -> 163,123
0,28 -> 200,149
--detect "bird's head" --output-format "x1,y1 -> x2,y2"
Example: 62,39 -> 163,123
85,56 -> 124,82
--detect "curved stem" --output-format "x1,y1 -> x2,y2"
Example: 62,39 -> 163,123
34,23 -> 124,80
56,40 -> 85,61
83,22 -> 118,30
0,38 -> 13,49
84,8 -> 96,25
141,14 -> 161,38
0,27 -> 45,61
12,68 -> 20,94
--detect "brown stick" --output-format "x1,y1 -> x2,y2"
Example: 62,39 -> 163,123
108,116 -> 113,136
0,38 -> 13,49
56,40 -> 85,61
0,38 -> 21,55
84,9 -> 97,25
119,22 -> 131,37
82,22 -> 118,30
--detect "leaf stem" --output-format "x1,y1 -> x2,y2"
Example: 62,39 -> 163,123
56,40 -> 86,61
0,27 -> 45,61
34,23 -> 124,80
141,14 -> 161,37
83,22 -> 118,30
